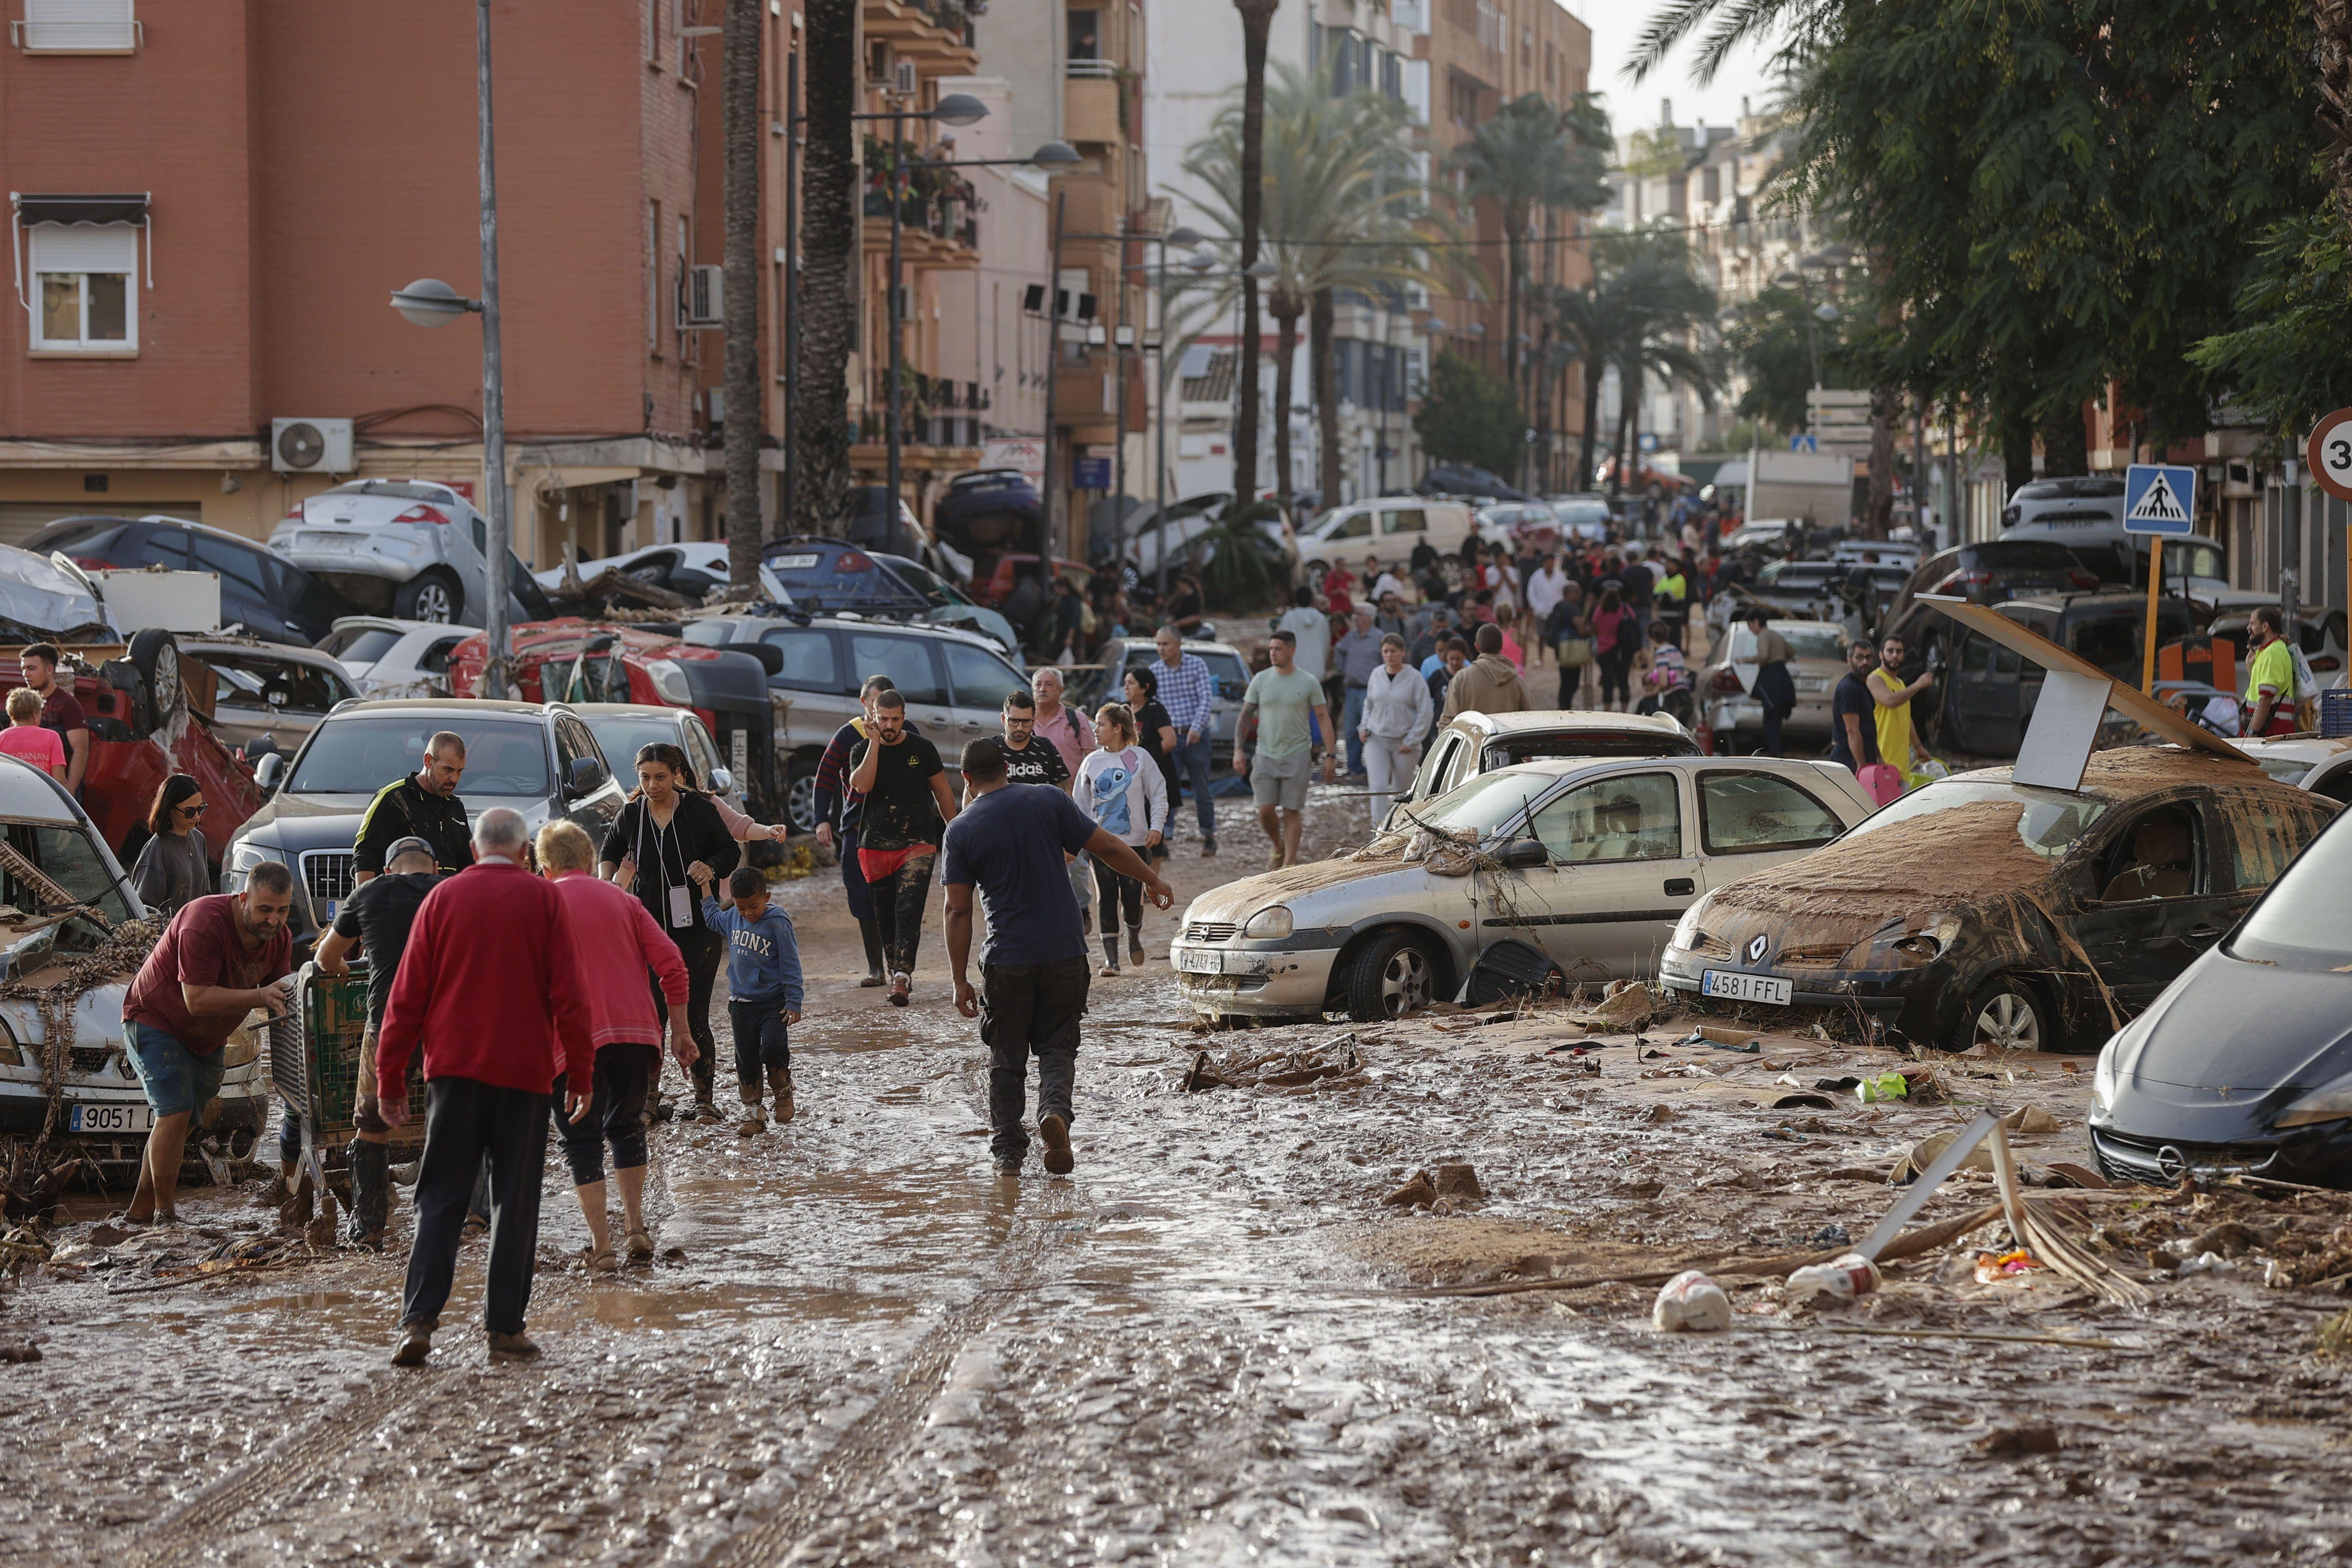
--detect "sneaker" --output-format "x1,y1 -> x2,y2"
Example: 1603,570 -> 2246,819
391,1321 -> 434,1367
1038,1112 -> 1074,1176
859,972 -> 886,988
486,1330 -> 541,1361
1099,963 -> 1120,978
768,1068 -> 796,1124
1202,836 -> 1218,858
624,1226 -> 655,1262
888,972 -> 911,1008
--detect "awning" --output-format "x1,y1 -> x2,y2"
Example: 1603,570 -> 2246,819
11,193 -> 149,226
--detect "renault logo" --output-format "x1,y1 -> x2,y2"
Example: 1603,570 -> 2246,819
1745,934 -> 1770,965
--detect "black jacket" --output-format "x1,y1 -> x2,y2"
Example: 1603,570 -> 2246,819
352,776 -> 475,877
601,792 -> 738,933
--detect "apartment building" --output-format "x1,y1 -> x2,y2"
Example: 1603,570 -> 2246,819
0,0 -> 827,565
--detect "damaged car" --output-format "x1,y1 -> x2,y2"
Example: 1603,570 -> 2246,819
1381,710 -> 1700,832
2089,809 -> 2352,1185
1173,754 -> 1877,1024
1658,748 -> 2337,1052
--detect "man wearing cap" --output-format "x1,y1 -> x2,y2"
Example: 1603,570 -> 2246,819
312,835 -> 444,1250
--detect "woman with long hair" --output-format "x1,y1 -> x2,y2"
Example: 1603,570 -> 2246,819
1590,582 -> 1636,712
130,773 -> 212,914
1122,664 -> 1179,862
1073,703 -> 1167,975
599,743 -> 739,1122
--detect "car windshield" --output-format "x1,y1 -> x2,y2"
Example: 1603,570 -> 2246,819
288,716 -> 550,796
2232,817 -> 2352,968
1408,769 -> 1556,840
1841,778 -> 2111,857
0,821 -> 136,945
199,651 -> 353,710
320,627 -> 401,662
2252,755 -> 2317,787
582,716 -> 686,780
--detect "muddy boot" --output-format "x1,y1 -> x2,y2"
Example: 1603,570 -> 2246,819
736,1086 -> 766,1137
345,1138 -> 389,1250
1038,1113 -> 1074,1176
768,1066 -> 796,1123
392,1317 -> 435,1367
1100,934 -> 1120,978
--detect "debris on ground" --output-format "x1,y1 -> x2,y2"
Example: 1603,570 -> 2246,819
1182,1038 -> 1365,1093
45,1220 -> 322,1292
1652,1269 -> 1731,1332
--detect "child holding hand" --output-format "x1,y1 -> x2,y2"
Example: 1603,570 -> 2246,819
697,865 -> 805,1135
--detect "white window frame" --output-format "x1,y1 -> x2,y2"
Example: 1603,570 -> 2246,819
12,0 -> 139,53
23,221 -> 139,354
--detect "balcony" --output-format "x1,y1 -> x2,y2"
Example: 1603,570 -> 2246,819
862,0 -> 980,74
11,0 -> 140,52
1065,73 -> 1122,146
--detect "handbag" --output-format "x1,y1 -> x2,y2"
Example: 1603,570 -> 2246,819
1559,637 -> 1593,668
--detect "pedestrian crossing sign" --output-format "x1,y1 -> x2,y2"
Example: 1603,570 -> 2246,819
2122,463 -> 2197,536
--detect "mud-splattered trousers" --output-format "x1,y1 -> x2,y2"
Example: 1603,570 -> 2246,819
980,956 -> 1090,1165
870,850 -> 937,979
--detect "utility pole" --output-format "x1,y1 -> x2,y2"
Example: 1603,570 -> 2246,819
474,0 -> 510,700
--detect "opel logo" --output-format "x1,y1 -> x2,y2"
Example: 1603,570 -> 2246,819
2156,1145 -> 2187,1181
1745,934 -> 1769,965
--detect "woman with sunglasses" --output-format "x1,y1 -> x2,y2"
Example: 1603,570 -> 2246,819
132,774 -> 214,915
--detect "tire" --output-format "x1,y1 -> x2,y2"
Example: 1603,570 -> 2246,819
394,571 -> 462,625
127,627 -> 183,733
784,753 -> 821,836
1345,929 -> 1440,1023
1949,974 -> 2052,1054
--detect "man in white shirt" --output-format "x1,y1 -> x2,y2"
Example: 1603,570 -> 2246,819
1370,560 -> 1408,604
1525,552 -> 1568,661
1360,634 -> 1434,824
1275,587 -> 1332,682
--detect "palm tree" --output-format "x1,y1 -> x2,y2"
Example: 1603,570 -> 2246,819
1183,63 -> 1442,508
1541,227 -> 1717,495
1445,93 -> 1611,401
720,0 -> 763,588
792,0 -> 858,532
1231,0 -> 1282,504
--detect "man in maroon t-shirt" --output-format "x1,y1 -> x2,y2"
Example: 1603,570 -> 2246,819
120,866 -> 295,1224
19,643 -> 89,797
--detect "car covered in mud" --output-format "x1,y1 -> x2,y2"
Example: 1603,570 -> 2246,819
1172,754 -> 1877,1023
2089,809 -> 2352,1185
1658,748 -> 2338,1053
1380,710 -> 1700,832
0,753 -> 267,1171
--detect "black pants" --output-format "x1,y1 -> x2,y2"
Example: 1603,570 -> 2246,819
1598,644 -> 1635,706
727,998 -> 791,1090
650,923 -> 723,1102
980,956 -> 1090,1164
1093,858 -> 1142,937
1556,659 -> 1585,709
871,850 -> 937,979
550,1044 -> 655,1187
1760,702 -> 1789,758
401,1076 -> 549,1336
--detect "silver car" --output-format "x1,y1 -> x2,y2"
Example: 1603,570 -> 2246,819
1074,636 -> 1253,763
270,479 -> 555,627
1171,754 -> 1879,1024
1386,710 -> 1700,831
181,636 -> 362,755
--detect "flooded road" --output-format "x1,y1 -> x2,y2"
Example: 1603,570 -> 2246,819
6,787 -> 2352,1566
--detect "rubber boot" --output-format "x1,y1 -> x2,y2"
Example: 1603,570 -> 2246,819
768,1065 -> 796,1124
346,1137 -> 389,1250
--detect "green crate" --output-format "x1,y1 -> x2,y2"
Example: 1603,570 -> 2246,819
278,962 -> 425,1153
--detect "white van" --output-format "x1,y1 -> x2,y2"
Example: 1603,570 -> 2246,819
1295,497 -> 1480,580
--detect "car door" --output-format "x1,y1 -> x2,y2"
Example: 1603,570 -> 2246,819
1943,629 -> 2019,754
943,638 -> 1027,752
2070,799 -> 2238,1012
850,629 -> 954,761
190,533 -> 287,641
1508,770 -> 1701,980
680,714 -> 738,812
1691,766 -> 1847,893
553,713 -> 624,839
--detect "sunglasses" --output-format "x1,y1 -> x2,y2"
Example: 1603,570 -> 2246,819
177,802 -> 206,818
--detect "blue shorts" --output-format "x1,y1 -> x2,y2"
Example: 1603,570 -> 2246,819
127,1021 -> 225,1119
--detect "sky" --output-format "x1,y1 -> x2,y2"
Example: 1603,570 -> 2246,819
1564,0 -> 1782,138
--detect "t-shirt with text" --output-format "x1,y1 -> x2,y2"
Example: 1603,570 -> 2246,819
999,735 -> 1071,790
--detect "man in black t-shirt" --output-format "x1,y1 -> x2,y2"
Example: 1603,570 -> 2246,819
1828,637 -> 1883,775
847,691 -> 960,1005
989,689 -> 1071,795
315,836 -> 442,1248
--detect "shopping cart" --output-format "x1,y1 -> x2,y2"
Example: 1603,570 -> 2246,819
266,961 -> 423,1191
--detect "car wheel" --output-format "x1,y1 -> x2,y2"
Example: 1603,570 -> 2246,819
1346,929 -> 1439,1023
784,754 -> 821,835
128,628 -> 183,733
1951,975 -> 2050,1053
395,571 -> 462,624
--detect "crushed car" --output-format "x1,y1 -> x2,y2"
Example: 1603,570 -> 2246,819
1659,748 -> 2338,1052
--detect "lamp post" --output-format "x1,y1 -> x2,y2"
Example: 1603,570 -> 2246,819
389,0 -> 510,698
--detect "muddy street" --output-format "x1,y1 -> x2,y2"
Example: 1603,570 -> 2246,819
5,787 -> 2352,1568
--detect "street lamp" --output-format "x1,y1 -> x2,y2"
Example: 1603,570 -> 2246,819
389,0 -> 512,698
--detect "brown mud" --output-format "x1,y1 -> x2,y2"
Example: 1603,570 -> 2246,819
3,783 -> 2350,1566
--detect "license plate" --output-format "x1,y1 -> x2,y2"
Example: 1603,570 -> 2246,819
1702,969 -> 1792,1006
1174,947 -> 1222,975
300,531 -> 365,551
1795,677 -> 1830,692
318,898 -> 337,923
69,1103 -> 154,1134
772,553 -> 820,570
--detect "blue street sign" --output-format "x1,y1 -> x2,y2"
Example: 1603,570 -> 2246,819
1072,455 -> 1112,490
1789,433 -> 1818,453
2122,463 -> 2197,536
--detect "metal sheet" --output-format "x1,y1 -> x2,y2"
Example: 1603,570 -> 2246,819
2011,669 -> 2111,792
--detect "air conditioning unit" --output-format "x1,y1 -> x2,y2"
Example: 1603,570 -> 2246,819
894,58 -> 919,96
683,264 -> 724,328
271,417 -> 354,475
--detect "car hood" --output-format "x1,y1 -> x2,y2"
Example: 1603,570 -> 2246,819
1703,799 -> 2073,925
2111,945 -> 2352,1097
1182,850 -> 1431,928
235,790 -> 551,851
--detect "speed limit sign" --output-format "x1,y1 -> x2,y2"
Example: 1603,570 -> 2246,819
2307,407 -> 2352,502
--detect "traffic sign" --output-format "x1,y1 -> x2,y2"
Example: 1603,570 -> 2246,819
1788,433 -> 1818,453
2122,463 -> 2196,536
1072,454 -> 1112,490
2307,408 -> 2352,503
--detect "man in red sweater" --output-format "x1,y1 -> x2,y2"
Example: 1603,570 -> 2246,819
377,808 -> 592,1366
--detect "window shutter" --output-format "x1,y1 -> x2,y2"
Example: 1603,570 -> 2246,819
28,223 -> 137,277
24,0 -> 136,50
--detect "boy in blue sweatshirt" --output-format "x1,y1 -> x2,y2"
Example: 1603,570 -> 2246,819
699,865 -> 805,1135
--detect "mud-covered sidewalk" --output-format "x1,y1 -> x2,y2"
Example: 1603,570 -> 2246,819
4,785 -> 2352,1567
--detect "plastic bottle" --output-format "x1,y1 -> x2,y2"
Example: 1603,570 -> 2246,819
1652,1269 -> 1733,1332
1855,1072 -> 1908,1104
1784,1252 -> 1882,1306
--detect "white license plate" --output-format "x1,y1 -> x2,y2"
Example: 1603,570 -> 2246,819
1795,677 -> 1830,692
1701,969 -> 1792,1006
299,531 -> 366,551
772,552 -> 820,570
1174,947 -> 1222,975
69,1103 -> 154,1134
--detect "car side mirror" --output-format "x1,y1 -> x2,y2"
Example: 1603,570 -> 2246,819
1498,837 -> 1549,869
566,755 -> 608,798
254,752 -> 285,793
708,766 -> 734,796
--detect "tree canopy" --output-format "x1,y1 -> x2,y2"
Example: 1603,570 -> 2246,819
1414,352 -> 1526,477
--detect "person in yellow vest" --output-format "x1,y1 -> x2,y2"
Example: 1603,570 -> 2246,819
1867,633 -> 1939,788
2245,606 -> 2300,737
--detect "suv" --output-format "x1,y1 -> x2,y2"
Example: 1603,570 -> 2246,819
1999,475 -> 2125,530
0,754 -> 268,1176
1070,636 -> 1253,765
1385,711 -> 1702,830
25,514 -> 356,646
1932,591 -> 2201,756
1880,539 -> 2104,669
269,479 -> 555,627
758,535 -> 1020,656
224,698 -> 627,935
682,612 -> 1033,833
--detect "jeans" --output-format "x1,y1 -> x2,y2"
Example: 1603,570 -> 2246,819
870,849 -> 936,979
401,1075 -> 549,1335
980,956 -> 1090,1165
1170,734 -> 1217,840
651,922 -> 723,1103
1093,857 -> 1142,937
550,1043 -> 655,1187
727,997 -> 792,1089
1341,684 -> 1367,775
